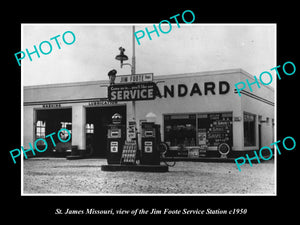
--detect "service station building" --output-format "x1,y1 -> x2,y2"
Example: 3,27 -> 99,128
23,68 -> 275,158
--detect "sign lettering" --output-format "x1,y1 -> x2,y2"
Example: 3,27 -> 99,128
42,103 -> 61,108
108,82 -> 156,102
88,99 -> 117,106
155,81 -> 230,98
116,73 -> 153,84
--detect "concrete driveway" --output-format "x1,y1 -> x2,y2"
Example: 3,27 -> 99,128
23,158 -> 275,195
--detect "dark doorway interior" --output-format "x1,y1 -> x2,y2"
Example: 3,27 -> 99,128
35,108 -> 72,156
85,106 -> 126,158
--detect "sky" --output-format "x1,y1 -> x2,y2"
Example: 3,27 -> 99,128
22,24 -> 276,87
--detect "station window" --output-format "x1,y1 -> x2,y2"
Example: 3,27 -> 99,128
36,120 -> 46,138
244,112 -> 256,146
86,123 -> 94,134
164,114 -> 196,147
164,113 -> 233,148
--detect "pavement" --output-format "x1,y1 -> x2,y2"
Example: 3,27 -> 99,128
23,158 -> 275,195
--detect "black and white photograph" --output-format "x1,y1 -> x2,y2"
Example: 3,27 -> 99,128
4,6 -> 298,220
21,23 -> 276,195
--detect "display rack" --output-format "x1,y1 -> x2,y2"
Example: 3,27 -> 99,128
120,141 -> 137,165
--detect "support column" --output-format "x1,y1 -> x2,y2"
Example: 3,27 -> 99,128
72,105 -> 86,150
23,106 -> 35,149
232,112 -> 244,151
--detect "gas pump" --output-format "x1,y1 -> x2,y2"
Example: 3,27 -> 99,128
106,113 -> 125,164
140,122 -> 161,165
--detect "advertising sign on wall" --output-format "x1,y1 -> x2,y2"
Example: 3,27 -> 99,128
108,82 -> 156,102
198,113 -> 233,149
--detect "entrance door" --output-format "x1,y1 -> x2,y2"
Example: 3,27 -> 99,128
85,106 -> 126,158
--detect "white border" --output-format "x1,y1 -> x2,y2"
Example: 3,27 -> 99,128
21,23 -> 277,196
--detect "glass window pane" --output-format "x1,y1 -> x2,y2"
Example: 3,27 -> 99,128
164,114 -> 196,147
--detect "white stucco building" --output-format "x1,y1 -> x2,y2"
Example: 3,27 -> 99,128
23,68 -> 275,158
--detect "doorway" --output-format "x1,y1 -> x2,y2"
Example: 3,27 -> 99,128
35,108 -> 72,156
85,105 -> 126,158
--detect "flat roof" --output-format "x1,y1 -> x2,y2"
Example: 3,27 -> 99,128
24,68 -> 274,92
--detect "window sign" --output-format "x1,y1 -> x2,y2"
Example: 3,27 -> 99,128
164,113 -> 232,149
108,82 -> 156,102
197,113 -> 233,149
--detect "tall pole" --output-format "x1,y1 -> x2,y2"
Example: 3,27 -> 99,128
131,25 -> 139,153
132,25 -> 136,122
132,25 -> 136,75
131,26 -> 136,124
131,26 -> 136,122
